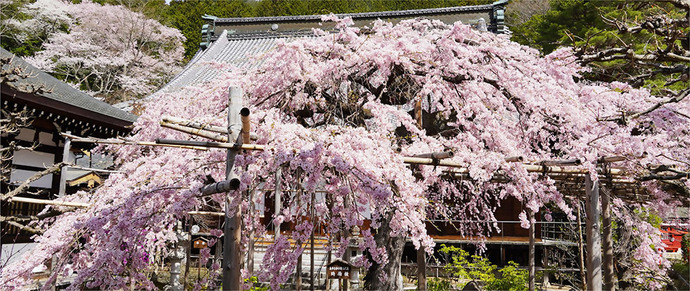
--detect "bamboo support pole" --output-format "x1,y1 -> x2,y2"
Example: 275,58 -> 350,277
155,139 -> 265,151
241,108 -> 251,145
10,196 -> 90,207
162,116 -> 229,134
9,197 -> 228,216
161,116 -> 260,140
188,211 -> 225,216
412,151 -> 454,159
504,156 -> 524,162
539,159 -> 582,166
161,122 -> 228,142
63,133 -> 209,151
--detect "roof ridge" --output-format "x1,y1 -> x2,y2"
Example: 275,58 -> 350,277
214,4 -> 495,24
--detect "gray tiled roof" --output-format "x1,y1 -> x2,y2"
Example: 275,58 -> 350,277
1,47 -> 137,123
153,2 -> 506,95
157,30 -> 300,94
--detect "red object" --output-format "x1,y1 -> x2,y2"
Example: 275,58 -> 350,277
660,226 -> 688,252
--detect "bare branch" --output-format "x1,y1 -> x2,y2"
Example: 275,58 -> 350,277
1,162 -> 70,201
629,88 -> 690,119
4,221 -> 43,234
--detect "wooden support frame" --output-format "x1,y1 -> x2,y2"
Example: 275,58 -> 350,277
528,211 -> 536,291
223,86 -> 243,290
585,173 -> 602,291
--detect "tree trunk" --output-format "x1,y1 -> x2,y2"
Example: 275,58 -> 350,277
364,211 -> 405,290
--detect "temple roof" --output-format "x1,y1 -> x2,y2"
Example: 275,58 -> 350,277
153,1 -> 507,96
1,47 -> 137,137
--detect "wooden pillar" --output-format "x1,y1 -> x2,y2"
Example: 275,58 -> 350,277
326,240 -> 332,290
274,168 -> 281,240
500,245 -> 506,266
576,196 -> 587,291
585,173 -> 602,291
602,183 -> 615,290
296,184 -> 302,291
222,86 -> 243,290
183,230 -> 191,288
248,189 -> 255,275
417,247 -> 427,291
529,211 -> 536,291
542,245 -> 549,288
310,191 -> 315,291
57,131 -> 71,197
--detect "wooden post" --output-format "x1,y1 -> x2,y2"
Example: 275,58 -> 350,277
417,247 -> 426,291
248,188 -> 255,275
57,131 -> 71,197
542,245 -> 549,288
222,86 -> 243,290
576,195 -> 587,291
528,211 -> 536,291
500,245 -> 506,266
184,231 -> 191,288
310,190 -> 315,291
602,179 -> 615,290
198,254 -> 202,282
326,240 -> 332,290
296,182 -> 303,291
275,168 -> 281,240
585,173 -> 602,291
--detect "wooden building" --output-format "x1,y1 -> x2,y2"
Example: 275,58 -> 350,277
1,47 -> 137,246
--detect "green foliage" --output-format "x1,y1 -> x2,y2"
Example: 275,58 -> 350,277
510,0 -> 607,54
512,0 -> 690,96
251,0 -> 492,17
485,261 -> 528,291
439,244 -> 528,290
440,244 -> 496,282
426,277 -> 453,291
163,0 -> 252,60
244,276 -> 268,291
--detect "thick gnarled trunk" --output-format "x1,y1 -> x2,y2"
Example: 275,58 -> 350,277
364,211 -> 405,290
